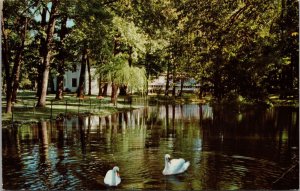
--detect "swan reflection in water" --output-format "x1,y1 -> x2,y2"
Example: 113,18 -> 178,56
2,105 -> 299,190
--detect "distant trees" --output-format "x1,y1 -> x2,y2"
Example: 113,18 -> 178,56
2,0 -> 298,113
174,0 -> 298,101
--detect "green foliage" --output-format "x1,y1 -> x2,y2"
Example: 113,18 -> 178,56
113,16 -> 148,56
98,53 -> 147,93
2,0 -> 298,103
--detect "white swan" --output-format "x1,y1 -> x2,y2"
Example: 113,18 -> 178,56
162,154 -> 190,175
104,166 -> 121,186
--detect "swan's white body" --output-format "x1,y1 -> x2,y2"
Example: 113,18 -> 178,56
104,166 -> 121,186
163,154 -> 190,175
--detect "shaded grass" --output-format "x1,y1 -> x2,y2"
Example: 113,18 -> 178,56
2,91 -> 139,127
147,93 -> 210,105
147,92 -> 298,107
3,91 -> 297,127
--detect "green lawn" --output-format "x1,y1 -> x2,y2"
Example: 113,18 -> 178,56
1,91 -> 139,127
2,90 -> 298,127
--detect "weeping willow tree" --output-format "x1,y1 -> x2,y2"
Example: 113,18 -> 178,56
98,53 -> 147,105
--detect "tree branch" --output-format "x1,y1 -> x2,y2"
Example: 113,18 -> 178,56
101,0 -> 119,6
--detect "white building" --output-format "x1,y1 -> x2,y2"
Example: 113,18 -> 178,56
148,74 -> 200,94
50,64 -> 113,95
50,65 -> 200,95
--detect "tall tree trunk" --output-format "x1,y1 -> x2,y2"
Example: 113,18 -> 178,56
165,59 -> 170,96
77,47 -> 87,97
11,59 -> 22,103
87,55 -> 92,95
36,66 -> 43,97
1,14 -> 12,113
145,52 -> 150,96
119,85 -> 127,96
119,45 -> 131,96
146,78 -> 149,96
11,17 -> 28,102
56,74 -> 64,99
172,104 -> 175,134
98,77 -> 102,96
102,83 -> 108,96
55,16 -> 67,100
179,77 -> 184,97
48,70 -> 55,93
36,7 -> 47,98
111,82 -> 118,105
198,85 -> 203,99
2,14 -> 28,112
172,64 -> 176,97
36,54 -> 51,107
36,0 -> 59,107
110,33 -> 121,102
128,46 -> 133,67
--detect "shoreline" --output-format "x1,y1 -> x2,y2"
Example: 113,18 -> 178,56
2,92 -> 298,127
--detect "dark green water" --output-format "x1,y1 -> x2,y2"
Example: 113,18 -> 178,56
3,104 -> 299,190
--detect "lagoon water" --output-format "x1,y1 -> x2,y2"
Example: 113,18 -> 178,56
3,104 -> 299,190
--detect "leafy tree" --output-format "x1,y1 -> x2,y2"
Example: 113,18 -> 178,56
98,53 -> 146,104
110,16 -> 149,95
2,0 -> 36,113
176,0 -> 298,101
36,0 -> 60,107
2,0 -> 297,107
53,0 -> 75,99
275,0 -> 299,98
66,0 -> 114,98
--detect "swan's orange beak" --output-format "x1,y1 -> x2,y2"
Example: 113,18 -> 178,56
117,172 -> 120,177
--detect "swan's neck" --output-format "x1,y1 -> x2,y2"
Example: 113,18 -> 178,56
163,159 -> 170,175
165,159 -> 170,168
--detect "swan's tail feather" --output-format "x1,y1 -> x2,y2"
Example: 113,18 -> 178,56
183,161 -> 190,171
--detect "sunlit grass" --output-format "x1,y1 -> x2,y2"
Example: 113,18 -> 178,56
1,91 -> 139,127
2,91 -> 298,127
268,94 -> 298,106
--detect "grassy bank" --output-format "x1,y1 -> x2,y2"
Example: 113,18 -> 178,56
148,92 -> 298,107
2,91 -> 298,127
1,91 -> 142,127
147,93 -> 211,105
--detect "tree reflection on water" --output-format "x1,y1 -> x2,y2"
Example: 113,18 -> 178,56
2,104 -> 299,190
